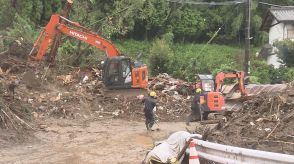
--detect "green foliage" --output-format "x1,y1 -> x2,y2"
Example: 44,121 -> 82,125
58,40 -> 104,67
140,0 -> 170,30
0,0 -> 16,30
251,59 -> 272,84
149,38 -> 172,75
249,76 -> 260,84
114,39 -> 151,59
274,39 -> 294,67
6,14 -> 38,43
170,7 -> 207,40
150,43 -> 243,81
251,59 -> 294,84
284,67 -> 294,82
1,0 -> 294,82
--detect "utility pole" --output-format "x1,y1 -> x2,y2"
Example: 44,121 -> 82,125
244,0 -> 251,75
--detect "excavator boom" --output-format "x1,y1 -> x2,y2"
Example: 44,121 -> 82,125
31,14 -> 120,60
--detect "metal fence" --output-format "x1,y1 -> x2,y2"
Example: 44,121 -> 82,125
192,139 -> 294,164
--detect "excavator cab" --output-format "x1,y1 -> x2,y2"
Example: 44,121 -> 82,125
102,56 -> 148,89
196,75 -> 225,120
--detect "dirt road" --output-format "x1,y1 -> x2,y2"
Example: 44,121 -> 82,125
0,118 -> 190,164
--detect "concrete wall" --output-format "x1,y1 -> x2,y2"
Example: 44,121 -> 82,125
269,20 -> 285,44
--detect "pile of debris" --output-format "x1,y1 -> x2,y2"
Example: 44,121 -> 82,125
205,84 -> 294,154
0,76 -> 35,147
1,43 -> 194,123
149,73 -> 193,96
31,71 -> 193,121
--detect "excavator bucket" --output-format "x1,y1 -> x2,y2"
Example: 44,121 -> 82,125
220,83 -> 244,111
246,84 -> 287,95
221,83 -> 288,111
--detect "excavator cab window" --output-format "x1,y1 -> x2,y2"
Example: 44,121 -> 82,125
103,57 -> 132,88
201,80 -> 214,92
108,61 -> 120,85
197,74 -> 215,92
121,59 -> 132,85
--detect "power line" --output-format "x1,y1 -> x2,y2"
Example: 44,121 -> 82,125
167,0 -> 245,5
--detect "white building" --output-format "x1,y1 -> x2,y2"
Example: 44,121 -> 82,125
260,7 -> 294,68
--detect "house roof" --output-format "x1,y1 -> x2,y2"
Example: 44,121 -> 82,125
260,7 -> 294,31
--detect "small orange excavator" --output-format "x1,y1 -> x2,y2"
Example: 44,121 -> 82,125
196,71 -> 247,120
29,0 -> 148,89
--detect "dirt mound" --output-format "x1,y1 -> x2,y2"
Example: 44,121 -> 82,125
1,63 -> 192,122
0,85 -> 35,147
33,71 -> 192,121
205,85 -> 294,155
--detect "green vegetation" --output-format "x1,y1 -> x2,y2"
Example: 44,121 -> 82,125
1,0 -> 294,84
275,39 -> 294,67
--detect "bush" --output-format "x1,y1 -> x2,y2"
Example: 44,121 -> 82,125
148,38 -> 172,75
251,58 -> 294,84
274,39 -> 294,67
251,59 -> 272,84
284,67 -> 294,82
170,44 -> 242,81
6,14 -> 38,43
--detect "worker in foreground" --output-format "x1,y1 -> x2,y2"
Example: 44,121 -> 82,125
143,131 -> 202,164
142,91 -> 157,131
186,82 -> 202,125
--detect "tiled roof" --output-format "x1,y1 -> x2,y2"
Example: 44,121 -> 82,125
260,7 -> 294,31
270,7 -> 294,21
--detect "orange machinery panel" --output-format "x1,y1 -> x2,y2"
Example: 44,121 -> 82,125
131,65 -> 148,89
206,92 -> 225,111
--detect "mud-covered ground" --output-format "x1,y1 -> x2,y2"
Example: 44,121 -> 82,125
0,118 -> 191,163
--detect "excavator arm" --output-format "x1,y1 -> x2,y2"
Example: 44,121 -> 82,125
30,14 -> 120,60
215,71 -> 247,96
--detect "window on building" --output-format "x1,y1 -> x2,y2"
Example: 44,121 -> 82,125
287,29 -> 294,39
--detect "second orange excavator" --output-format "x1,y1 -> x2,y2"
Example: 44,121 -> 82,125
195,71 -> 248,120
29,1 -> 148,89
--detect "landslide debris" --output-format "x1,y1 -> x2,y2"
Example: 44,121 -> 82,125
1,43 -> 193,124
204,83 -> 294,155
0,42 -> 194,147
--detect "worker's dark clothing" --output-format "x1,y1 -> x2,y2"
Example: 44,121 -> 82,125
143,96 -> 156,130
186,92 -> 201,125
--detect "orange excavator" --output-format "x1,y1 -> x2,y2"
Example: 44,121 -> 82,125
196,71 -> 247,120
29,0 -> 148,89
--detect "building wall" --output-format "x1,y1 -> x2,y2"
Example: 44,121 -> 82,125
269,20 -> 285,44
267,20 -> 294,68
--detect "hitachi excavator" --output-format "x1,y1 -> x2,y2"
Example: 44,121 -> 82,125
196,71 -> 248,120
29,0 -> 148,89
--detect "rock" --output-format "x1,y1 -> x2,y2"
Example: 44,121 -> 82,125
250,122 -> 255,126
32,112 -> 38,118
82,75 -> 89,83
28,98 -> 34,104
39,124 -> 47,129
38,105 -> 46,111
50,93 -> 62,102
